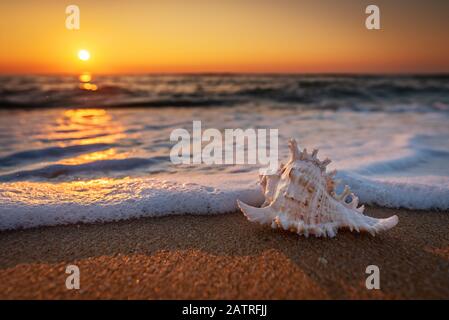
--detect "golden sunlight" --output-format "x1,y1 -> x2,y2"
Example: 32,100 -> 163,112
78,72 -> 92,83
78,49 -> 90,61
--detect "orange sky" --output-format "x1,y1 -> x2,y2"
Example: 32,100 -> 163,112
0,0 -> 448,74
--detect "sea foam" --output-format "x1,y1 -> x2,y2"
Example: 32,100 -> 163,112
0,174 -> 264,230
1,170 -> 449,230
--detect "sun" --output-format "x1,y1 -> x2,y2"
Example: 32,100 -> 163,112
78,50 -> 90,61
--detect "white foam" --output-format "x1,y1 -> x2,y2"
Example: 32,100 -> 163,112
2,166 -> 449,231
338,171 -> 449,210
0,174 -> 264,231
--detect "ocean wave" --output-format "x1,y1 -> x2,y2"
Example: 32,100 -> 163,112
0,157 -> 168,181
338,171 -> 449,210
354,148 -> 449,175
0,96 -> 240,109
0,75 -> 448,111
0,170 -> 448,231
0,175 -> 263,230
0,143 -> 112,167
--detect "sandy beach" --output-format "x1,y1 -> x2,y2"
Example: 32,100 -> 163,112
1,207 -> 448,299
1,0 -> 449,305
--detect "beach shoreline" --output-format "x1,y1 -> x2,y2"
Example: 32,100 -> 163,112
1,207 -> 448,299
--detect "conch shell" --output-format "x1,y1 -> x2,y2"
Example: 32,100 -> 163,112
237,139 -> 398,238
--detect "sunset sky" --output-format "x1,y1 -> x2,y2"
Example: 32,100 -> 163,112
0,0 -> 448,74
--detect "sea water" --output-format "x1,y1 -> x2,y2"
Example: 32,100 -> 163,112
0,74 -> 448,230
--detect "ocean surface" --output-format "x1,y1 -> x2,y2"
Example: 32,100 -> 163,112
0,74 -> 449,230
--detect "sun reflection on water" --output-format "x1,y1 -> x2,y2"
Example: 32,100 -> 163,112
59,148 -> 130,165
0,178 -> 133,205
63,109 -> 110,125
41,108 -> 129,166
78,73 -> 92,83
79,83 -> 98,91
78,72 -> 98,91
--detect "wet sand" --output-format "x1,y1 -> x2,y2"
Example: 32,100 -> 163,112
0,207 -> 448,299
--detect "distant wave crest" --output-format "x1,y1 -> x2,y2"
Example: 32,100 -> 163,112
1,75 -> 448,111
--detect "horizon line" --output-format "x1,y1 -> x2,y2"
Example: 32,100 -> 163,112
0,71 -> 448,77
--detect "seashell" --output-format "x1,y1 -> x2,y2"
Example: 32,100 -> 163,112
237,139 -> 398,238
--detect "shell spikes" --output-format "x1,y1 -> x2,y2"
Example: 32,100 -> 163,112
237,138 -> 398,238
